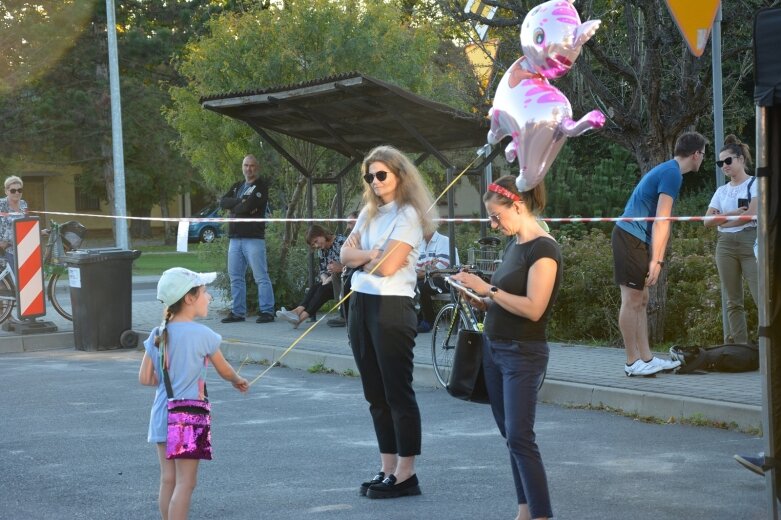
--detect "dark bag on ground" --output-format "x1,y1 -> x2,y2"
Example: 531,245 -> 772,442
670,343 -> 759,374
447,330 -> 490,404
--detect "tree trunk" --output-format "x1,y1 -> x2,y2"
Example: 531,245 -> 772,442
159,191 -> 174,244
276,175 -> 308,278
648,262 -> 667,346
130,208 -> 153,239
94,24 -> 116,242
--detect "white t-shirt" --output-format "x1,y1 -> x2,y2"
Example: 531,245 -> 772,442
349,202 -> 422,297
416,231 -> 459,270
708,177 -> 758,233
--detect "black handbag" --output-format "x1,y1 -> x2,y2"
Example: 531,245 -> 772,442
446,329 -> 490,404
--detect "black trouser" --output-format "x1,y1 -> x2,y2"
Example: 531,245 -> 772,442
416,277 -> 448,323
340,269 -> 353,321
348,292 -> 420,456
299,282 -> 333,316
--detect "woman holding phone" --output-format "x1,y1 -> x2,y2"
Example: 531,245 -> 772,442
704,134 -> 758,345
450,175 -> 561,520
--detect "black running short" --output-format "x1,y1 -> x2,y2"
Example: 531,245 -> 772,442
611,226 -> 649,290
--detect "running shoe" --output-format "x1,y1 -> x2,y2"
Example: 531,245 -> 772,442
624,359 -> 663,377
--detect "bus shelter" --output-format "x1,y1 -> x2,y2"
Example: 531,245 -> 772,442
200,72 -> 506,265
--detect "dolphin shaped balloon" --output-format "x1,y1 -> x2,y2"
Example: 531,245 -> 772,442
487,0 -> 605,192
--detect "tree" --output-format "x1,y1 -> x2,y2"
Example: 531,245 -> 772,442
167,0 -> 479,286
441,0 -> 767,343
0,1 -> 245,239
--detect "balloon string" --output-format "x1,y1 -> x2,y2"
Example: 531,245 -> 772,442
247,155 -> 480,387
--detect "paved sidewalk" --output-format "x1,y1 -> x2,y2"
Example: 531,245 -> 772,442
0,275 -> 763,430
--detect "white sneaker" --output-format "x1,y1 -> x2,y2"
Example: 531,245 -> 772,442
277,309 -> 300,325
624,359 -> 663,377
647,356 -> 681,372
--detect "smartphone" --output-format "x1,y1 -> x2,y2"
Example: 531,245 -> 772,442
445,276 -> 481,299
737,198 -> 749,209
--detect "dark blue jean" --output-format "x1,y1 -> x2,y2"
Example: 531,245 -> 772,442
483,336 -> 552,519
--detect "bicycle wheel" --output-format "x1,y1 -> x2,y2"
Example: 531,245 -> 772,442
431,303 -> 469,388
0,275 -> 15,323
47,271 -> 72,321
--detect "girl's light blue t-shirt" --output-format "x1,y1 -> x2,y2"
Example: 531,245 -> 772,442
144,321 -> 221,443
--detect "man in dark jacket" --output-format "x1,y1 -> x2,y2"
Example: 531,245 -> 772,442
220,154 -> 275,323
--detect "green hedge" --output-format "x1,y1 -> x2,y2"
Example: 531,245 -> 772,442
549,223 -> 758,347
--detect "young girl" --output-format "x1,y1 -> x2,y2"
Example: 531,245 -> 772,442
139,267 -> 248,520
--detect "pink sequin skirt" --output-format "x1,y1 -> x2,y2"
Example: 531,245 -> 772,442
166,399 -> 212,460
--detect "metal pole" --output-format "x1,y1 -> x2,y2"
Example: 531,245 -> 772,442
307,179 -> 314,288
105,0 -> 129,249
712,2 -> 725,189
711,2 -> 729,340
479,144 -> 492,238
756,105 -> 779,519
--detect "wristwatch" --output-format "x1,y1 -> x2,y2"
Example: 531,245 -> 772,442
488,286 -> 499,299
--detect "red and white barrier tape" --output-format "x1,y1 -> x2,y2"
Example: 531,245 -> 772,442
25,209 -> 757,225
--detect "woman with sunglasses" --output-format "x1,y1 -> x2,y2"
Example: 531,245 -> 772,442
0,176 -> 28,268
340,145 -> 435,499
450,176 -> 560,520
704,134 -> 759,345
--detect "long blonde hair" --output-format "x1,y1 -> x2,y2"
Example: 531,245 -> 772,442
360,145 -> 436,235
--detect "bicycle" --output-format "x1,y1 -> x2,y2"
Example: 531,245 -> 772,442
429,235 -> 545,390
0,220 -> 86,323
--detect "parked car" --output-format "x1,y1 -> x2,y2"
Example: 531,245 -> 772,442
188,206 -> 225,243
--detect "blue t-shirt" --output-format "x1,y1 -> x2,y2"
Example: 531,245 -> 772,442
144,322 -> 222,443
616,159 -> 682,244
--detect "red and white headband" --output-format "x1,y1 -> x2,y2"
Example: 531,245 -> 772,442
488,183 -> 521,202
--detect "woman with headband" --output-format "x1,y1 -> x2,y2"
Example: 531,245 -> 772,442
451,176 -> 561,520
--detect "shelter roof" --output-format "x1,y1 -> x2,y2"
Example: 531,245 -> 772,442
200,72 -> 488,157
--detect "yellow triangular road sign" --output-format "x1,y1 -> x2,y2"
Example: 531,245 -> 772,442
665,0 -> 720,57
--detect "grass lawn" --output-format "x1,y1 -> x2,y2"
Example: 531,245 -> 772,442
132,244 -> 225,275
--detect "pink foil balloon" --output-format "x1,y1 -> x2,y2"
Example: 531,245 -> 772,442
487,0 -> 605,192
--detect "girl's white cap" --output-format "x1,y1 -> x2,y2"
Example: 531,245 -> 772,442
157,267 -> 217,307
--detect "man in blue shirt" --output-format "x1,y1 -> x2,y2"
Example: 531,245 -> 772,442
612,132 -> 707,377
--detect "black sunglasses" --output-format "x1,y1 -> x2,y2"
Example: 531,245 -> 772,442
363,170 -> 389,184
7,188 -> 22,194
716,156 -> 737,168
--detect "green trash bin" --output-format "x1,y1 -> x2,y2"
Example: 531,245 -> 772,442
64,248 -> 141,351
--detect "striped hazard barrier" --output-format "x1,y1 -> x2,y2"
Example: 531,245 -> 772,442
13,217 -> 45,319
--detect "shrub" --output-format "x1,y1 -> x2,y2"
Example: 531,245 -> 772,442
548,220 -> 758,347
549,229 -> 621,345
196,224 -> 309,314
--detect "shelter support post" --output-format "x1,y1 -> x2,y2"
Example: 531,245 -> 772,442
446,167 -> 456,265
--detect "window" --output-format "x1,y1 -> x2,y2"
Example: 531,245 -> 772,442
74,176 -> 101,211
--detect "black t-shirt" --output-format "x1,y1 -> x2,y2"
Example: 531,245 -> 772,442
483,236 -> 562,342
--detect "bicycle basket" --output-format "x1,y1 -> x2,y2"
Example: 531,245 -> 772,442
59,221 -> 86,251
467,247 -> 502,275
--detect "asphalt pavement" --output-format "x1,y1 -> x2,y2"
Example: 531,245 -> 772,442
0,349 -> 769,520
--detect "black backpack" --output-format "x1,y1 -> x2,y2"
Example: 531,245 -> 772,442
669,343 -> 759,374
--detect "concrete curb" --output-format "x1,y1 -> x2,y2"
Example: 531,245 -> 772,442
2,328 -> 759,431
221,341 -> 762,431
0,331 -> 74,354
538,380 -> 761,430
220,340 -> 440,389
